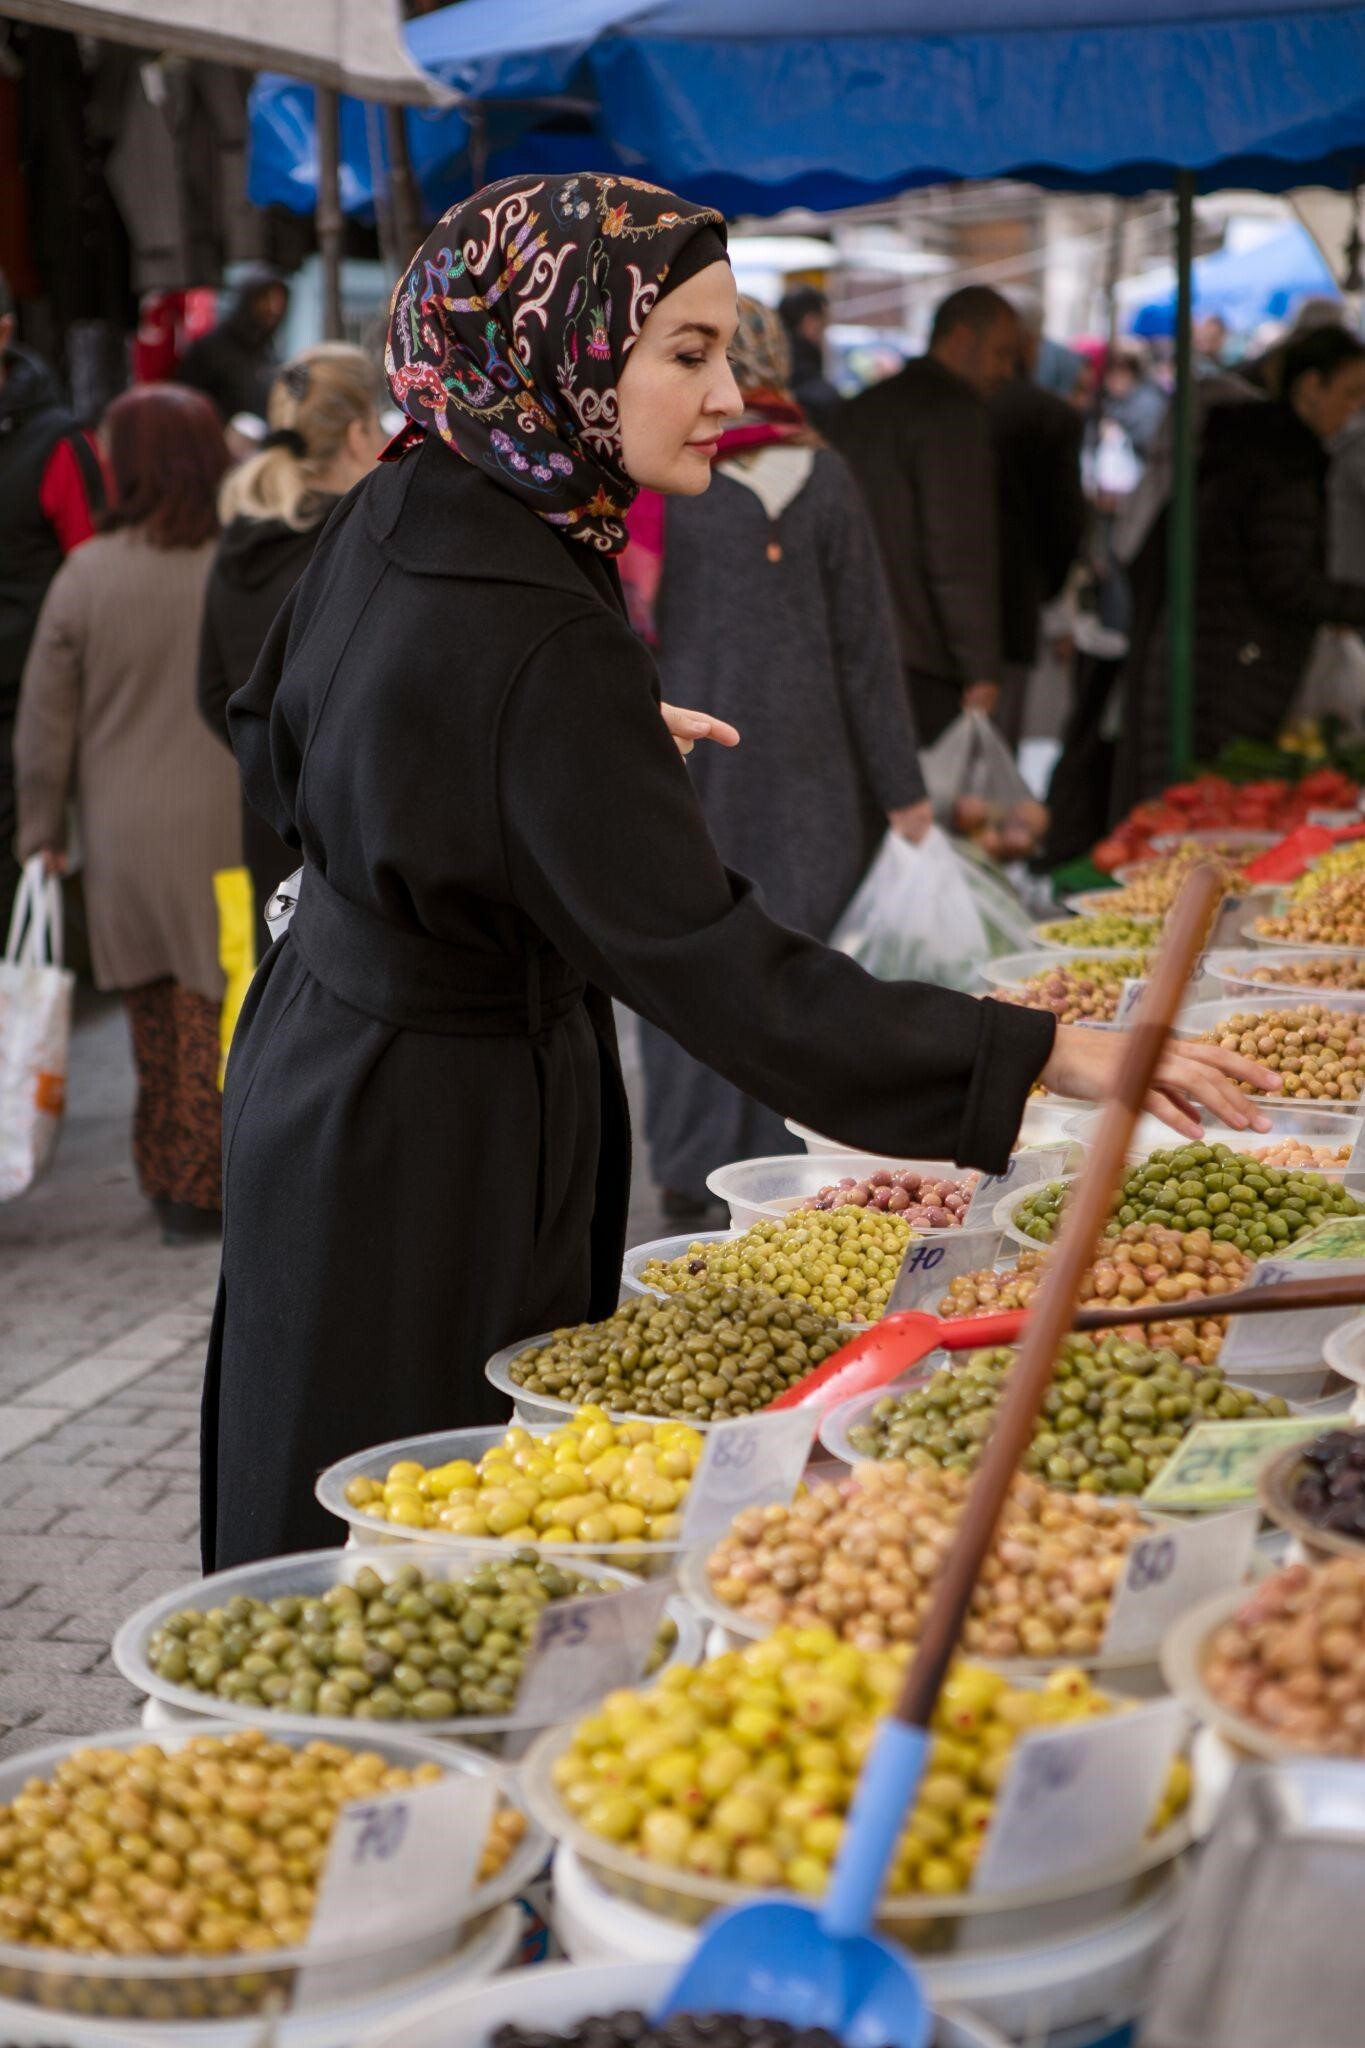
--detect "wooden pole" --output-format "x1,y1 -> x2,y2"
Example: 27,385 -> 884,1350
385,104 -> 424,266
890,864 -> 1224,1730
315,86 -> 345,340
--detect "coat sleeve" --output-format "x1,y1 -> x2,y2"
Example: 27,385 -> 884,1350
817,451 -> 927,811
1242,464 -> 1365,630
196,578 -> 234,750
917,403 -> 1002,685
497,611 -> 1054,1173
225,581 -> 305,849
13,556 -> 86,857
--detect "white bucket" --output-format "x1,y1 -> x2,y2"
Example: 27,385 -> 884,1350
549,1844 -> 1178,2047
353,1955 -> 1010,2048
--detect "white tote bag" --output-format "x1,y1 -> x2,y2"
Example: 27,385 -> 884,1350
0,857 -> 74,1200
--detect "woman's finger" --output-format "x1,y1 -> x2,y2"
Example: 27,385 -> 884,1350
1143,1084 -> 1203,1141
1158,1050 -> 1275,1132
660,702 -> 741,748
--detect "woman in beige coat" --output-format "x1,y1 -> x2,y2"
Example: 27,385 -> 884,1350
15,385 -> 240,1244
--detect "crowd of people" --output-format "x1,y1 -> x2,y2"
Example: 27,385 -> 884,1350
3,218 -> 1365,1251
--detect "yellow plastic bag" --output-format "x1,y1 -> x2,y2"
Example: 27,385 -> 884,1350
214,867 -> 256,1089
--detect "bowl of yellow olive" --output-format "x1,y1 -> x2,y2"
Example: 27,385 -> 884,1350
0,1722 -> 542,2022
317,1409 -> 705,1574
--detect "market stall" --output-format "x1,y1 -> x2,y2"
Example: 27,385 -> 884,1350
8,849 -> 1365,2047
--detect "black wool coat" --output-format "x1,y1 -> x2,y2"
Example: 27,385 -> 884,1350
202,437 -> 1054,1570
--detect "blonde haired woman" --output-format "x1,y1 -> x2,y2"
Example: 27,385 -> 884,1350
198,343 -> 385,939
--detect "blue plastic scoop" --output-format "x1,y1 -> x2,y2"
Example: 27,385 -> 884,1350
658,1716 -> 931,2047
657,863 -> 1229,2048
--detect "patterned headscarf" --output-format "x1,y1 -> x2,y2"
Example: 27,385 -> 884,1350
384,173 -> 727,554
728,295 -> 793,401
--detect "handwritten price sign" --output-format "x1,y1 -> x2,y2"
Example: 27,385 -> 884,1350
516,1579 -> 673,1721
886,1227 -> 1008,1314
1142,1418 -> 1327,1510
680,1409 -> 818,1546
296,1772 -> 494,2005
974,1698 -> 1185,1894
1101,1507 -> 1257,1654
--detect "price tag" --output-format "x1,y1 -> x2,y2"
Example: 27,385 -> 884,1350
1101,1506 -> 1257,1654
962,1146 -> 1072,1231
1219,1253 -> 1365,1371
1279,1218 -> 1365,1263
680,1409 -> 818,1546
515,1578 -> 673,1722
1208,892 -> 1254,949
1113,977 -> 1147,1029
885,1228 -> 1009,1314
974,1698 -> 1185,1895
1142,1417 -> 1327,1510
296,1772 -> 494,2007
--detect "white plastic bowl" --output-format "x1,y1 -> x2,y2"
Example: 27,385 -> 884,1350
1062,1104 -> 1359,1176
111,1544 -> 702,1752
705,1153 -> 976,1230
352,1957 -> 1012,2048
316,1423 -> 692,1573
0,1722 -> 536,2026
1177,995 -> 1365,1113
620,1229 -> 739,1299
1323,1314 -> 1365,1386
1202,947 -> 1365,1003
977,947 -> 1151,993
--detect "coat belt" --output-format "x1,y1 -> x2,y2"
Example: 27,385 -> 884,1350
288,865 -> 585,1037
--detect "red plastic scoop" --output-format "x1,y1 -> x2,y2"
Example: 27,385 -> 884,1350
768,1271 -> 1365,1414
1242,820 -> 1365,886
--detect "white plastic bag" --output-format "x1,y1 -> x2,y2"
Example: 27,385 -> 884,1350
919,708 -> 1035,815
0,857 -> 74,1200
829,825 -> 990,991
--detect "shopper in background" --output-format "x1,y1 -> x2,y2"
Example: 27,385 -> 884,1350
778,285 -> 843,432
14,386 -> 240,1246
0,267 -> 106,929
834,285 -> 1019,745
1115,326 -> 1365,811
990,294 -> 1086,747
173,264 -> 291,424
630,296 -> 931,1219
199,344 -> 386,948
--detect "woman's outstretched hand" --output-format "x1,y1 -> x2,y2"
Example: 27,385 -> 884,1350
662,702 -> 741,756
1040,1022 -> 1283,1141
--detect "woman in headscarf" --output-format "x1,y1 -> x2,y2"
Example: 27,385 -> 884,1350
204,174 -> 1278,1570
628,296 -> 932,1219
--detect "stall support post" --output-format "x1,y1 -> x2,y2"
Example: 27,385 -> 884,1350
316,86 -> 345,341
1167,168 -> 1197,781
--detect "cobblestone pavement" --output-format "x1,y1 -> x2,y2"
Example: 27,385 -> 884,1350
0,993 -> 672,1759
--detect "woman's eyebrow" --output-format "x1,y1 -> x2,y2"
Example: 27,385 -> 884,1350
666,319 -> 722,340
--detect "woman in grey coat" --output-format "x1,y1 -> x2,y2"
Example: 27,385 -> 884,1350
630,297 -> 931,1213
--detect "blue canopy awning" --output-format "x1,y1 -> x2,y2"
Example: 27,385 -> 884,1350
249,0 -> 1365,220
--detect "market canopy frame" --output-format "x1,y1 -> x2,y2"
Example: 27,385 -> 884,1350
249,0 -> 1365,779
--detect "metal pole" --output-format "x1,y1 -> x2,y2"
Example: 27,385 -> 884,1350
1167,169 -> 1197,780
315,86 -> 345,340
385,105 -> 424,265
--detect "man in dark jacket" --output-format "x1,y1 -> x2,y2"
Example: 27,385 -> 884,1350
174,265 -> 290,424
991,299 -> 1086,745
0,271 -> 105,924
833,286 -> 1019,744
